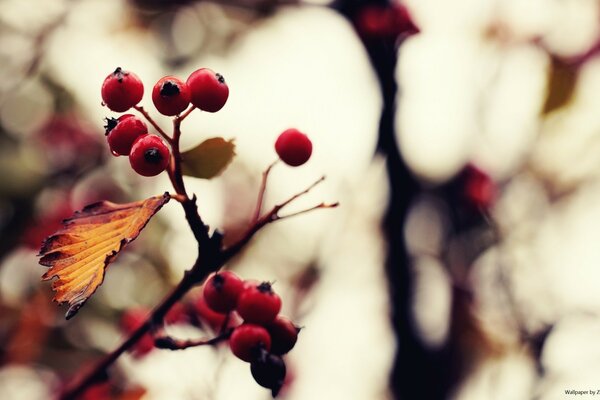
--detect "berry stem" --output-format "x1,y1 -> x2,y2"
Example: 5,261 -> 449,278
252,160 -> 279,224
178,105 -> 196,122
133,105 -> 173,144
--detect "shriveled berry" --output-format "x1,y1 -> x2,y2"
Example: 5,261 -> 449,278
129,135 -> 170,177
230,324 -> 271,362
266,316 -> 299,355
275,129 -> 312,167
250,351 -> 287,397
186,68 -> 229,112
203,271 -> 244,313
152,76 -> 191,116
101,67 -> 144,112
237,281 -> 281,325
105,114 -> 147,156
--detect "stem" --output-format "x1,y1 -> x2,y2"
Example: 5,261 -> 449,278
134,105 -> 172,144
178,105 -> 196,122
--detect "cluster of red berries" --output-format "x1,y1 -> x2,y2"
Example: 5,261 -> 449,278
101,66 -> 230,176
120,271 -> 298,397
203,271 -> 298,397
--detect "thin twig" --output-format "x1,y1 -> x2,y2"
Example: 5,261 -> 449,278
277,202 -> 339,220
133,105 -> 172,144
154,329 -> 232,351
252,160 -> 279,223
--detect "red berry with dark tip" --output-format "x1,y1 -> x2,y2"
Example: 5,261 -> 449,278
230,324 -> 271,362
105,114 -> 147,156
129,135 -> 170,177
236,281 -> 281,325
186,68 -> 229,112
101,67 -> 144,112
266,316 -> 299,355
275,129 -> 312,167
152,76 -> 191,116
203,271 -> 244,313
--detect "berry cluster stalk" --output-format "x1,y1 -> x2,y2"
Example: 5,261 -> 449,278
59,106 -> 336,400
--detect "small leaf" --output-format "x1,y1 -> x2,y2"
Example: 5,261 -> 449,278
181,137 -> 236,179
39,193 -> 170,319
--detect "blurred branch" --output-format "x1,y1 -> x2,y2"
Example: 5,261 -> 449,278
154,328 -> 233,350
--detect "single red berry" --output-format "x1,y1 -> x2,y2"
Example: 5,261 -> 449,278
101,67 -> 144,112
129,135 -> 170,177
230,324 -> 271,362
105,114 -> 147,156
203,271 -> 244,313
152,76 -> 191,116
186,68 -> 229,112
275,129 -> 312,167
266,315 -> 299,355
236,281 -> 282,325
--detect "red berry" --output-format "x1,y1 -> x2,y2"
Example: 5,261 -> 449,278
236,281 -> 281,325
266,316 -> 299,355
275,129 -> 312,167
101,67 -> 144,112
203,271 -> 244,313
186,68 -> 229,112
230,324 -> 271,362
152,76 -> 191,116
129,135 -> 170,177
462,164 -> 497,210
105,114 -> 147,156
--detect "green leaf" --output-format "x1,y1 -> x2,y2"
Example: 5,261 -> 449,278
181,137 -> 236,179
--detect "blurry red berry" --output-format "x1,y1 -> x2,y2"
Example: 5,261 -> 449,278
120,307 -> 155,357
194,294 -> 228,329
266,316 -> 299,355
101,67 -> 144,112
129,135 -> 170,177
186,68 -> 229,112
203,271 -> 244,313
152,76 -> 191,116
463,164 -> 497,210
236,281 -> 281,325
105,114 -> 147,156
275,128 -> 312,167
230,324 -> 271,362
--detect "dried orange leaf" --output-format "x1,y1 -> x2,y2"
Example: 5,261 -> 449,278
39,193 -> 170,319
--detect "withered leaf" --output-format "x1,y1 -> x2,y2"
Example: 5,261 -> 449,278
39,193 -> 170,319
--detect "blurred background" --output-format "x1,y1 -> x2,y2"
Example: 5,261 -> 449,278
1,0 -> 599,399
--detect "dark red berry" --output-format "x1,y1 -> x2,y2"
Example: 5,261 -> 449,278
105,114 -> 147,156
203,271 -> 244,313
266,316 -> 299,355
152,76 -> 191,116
250,351 -> 287,397
120,308 -> 155,357
236,281 -> 281,325
275,129 -> 312,167
101,67 -> 144,112
186,68 -> 229,112
230,324 -> 272,362
129,135 -> 170,177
